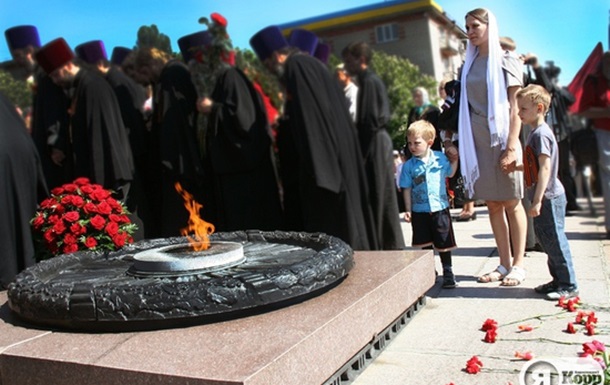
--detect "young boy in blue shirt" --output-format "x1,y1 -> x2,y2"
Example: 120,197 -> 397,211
515,84 -> 578,300
399,120 -> 459,288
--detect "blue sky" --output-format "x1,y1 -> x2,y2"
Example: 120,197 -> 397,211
1,0 -> 608,85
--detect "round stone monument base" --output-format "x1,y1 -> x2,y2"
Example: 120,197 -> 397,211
7,230 -> 353,332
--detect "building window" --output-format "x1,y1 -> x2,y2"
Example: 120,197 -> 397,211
376,24 -> 398,43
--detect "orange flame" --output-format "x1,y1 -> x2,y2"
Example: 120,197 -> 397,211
174,182 -> 215,251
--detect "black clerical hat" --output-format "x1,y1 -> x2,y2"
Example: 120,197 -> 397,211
5,25 -> 40,53
250,26 -> 288,62
288,29 -> 318,56
314,42 -> 331,64
177,31 -> 211,63
75,40 -> 107,65
111,46 -> 131,66
35,38 -> 74,75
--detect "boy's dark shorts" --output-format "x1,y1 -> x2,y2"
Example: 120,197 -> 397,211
411,208 -> 457,250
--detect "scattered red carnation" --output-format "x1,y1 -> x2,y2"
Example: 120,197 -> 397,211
484,328 -> 497,343
465,356 -> 483,374
566,322 -> 577,334
514,351 -> 534,361
518,324 -> 534,332
481,318 -> 498,331
558,296 -> 581,312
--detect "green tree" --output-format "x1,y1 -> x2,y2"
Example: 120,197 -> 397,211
0,69 -> 32,110
371,50 -> 439,150
135,25 -> 172,55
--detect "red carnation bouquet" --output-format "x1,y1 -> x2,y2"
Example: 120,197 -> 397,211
30,177 -> 137,261
190,12 -> 234,97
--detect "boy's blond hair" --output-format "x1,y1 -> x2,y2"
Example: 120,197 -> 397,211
516,84 -> 551,114
406,120 -> 436,142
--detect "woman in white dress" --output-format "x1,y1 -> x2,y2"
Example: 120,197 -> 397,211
458,8 -> 527,286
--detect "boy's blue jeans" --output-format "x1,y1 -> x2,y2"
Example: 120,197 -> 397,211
533,194 -> 578,289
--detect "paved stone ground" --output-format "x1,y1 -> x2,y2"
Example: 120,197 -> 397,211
352,197 -> 610,385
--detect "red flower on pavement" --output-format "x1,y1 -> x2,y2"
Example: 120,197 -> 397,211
481,318 -> 498,331
518,324 -> 534,332
586,312 -> 598,326
585,324 -> 596,336
484,328 -> 497,343
566,322 -> 577,334
581,340 -> 606,357
464,356 -> 483,374
514,351 -> 534,361
558,297 -> 581,312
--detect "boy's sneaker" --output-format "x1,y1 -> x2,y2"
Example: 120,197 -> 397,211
545,287 -> 579,301
442,274 -> 457,289
534,281 -> 557,294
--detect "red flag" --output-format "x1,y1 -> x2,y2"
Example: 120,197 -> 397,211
567,42 -> 604,113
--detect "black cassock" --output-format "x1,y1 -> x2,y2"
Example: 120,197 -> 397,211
31,69 -> 70,190
67,69 -> 133,190
205,67 -> 283,231
0,91 -> 46,288
355,69 -> 405,250
279,53 -> 376,250
147,60 -> 205,237
105,66 -> 151,240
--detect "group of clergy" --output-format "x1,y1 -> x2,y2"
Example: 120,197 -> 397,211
0,18 -> 405,288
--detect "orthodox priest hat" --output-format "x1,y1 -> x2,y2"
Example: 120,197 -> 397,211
110,46 -> 131,66
250,26 -> 288,62
75,40 -> 107,64
314,42 -> 331,64
5,25 -> 41,53
178,31 -> 212,63
35,38 -> 74,75
288,29 -> 318,56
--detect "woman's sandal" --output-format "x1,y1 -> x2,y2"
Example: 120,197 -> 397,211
477,265 -> 508,283
500,266 -> 526,287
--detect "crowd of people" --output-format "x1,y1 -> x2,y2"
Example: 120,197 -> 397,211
1,7 -> 609,301
0,16 -> 408,288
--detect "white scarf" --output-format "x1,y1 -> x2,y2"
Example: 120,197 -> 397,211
458,9 -> 509,199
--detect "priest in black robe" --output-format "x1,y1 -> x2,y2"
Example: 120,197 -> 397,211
130,47 -> 206,237
342,41 -> 405,250
75,40 -> 151,240
250,26 -> 377,250
35,38 -> 134,194
0,91 -> 46,288
179,29 -> 283,232
4,25 -> 70,190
